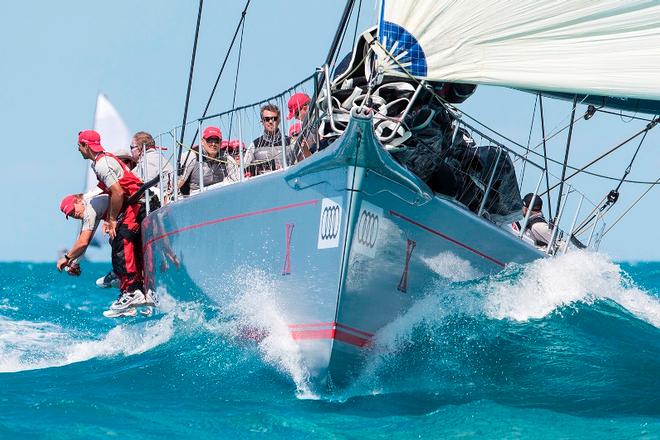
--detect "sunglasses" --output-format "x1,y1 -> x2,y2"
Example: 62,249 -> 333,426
205,137 -> 222,144
262,116 -> 279,123
130,144 -> 141,150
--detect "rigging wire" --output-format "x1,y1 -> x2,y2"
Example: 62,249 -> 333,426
326,0 -> 357,73
601,176 -> 660,238
541,118 -> 658,196
177,0 -> 204,169
571,118 -> 656,236
596,108 -> 656,123
614,130 -> 649,193
351,0 -> 363,50
227,14 -> 247,141
538,95 -> 553,217
518,93 -> 538,189
555,96 -> 577,222
196,0 -> 251,140
178,0 -> 252,171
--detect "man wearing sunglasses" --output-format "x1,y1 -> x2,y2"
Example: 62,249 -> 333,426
244,104 -> 290,175
179,126 -> 237,194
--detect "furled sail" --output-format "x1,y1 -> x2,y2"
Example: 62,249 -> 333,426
376,0 -> 660,101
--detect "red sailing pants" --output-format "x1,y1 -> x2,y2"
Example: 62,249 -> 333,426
110,203 -> 144,293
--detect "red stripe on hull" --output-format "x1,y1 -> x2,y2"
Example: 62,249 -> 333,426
288,322 -> 373,347
389,210 -> 506,267
290,328 -> 370,347
144,199 -> 320,249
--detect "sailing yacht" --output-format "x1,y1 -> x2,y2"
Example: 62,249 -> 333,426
140,1 -> 660,390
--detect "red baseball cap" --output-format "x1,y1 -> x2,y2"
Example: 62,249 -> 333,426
60,194 -> 77,219
202,126 -> 222,140
78,130 -> 104,153
228,139 -> 245,150
289,123 -> 302,137
287,93 -> 310,120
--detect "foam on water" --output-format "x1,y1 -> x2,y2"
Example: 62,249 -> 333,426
365,250 -> 660,376
0,290 -> 201,374
483,251 -> 660,327
222,269 -> 316,398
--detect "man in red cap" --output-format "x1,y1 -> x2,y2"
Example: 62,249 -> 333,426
287,92 -> 310,122
287,93 -> 321,160
178,126 -> 238,194
77,129 -> 152,316
56,193 -> 109,274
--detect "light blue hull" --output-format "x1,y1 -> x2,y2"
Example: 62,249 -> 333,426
142,111 -> 542,390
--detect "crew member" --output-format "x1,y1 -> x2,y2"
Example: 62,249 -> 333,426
76,129 -> 152,312
520,193 -> 553,248
56,193 -> 109,274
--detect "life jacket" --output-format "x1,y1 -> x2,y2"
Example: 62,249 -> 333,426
95,152 -> 143,198
523,213 -> 550,246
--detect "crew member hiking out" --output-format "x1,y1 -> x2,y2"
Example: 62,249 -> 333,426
76,129 -> 154,315
56,192 -> 109,276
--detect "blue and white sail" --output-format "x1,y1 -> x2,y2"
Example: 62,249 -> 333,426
376,0 -> 660,101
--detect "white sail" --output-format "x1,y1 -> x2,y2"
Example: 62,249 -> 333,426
84,94 -> 131,249
84,94 -> 132,194
377,0 -> 660,100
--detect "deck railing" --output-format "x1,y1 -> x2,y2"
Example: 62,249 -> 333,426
147,69 -> 606,255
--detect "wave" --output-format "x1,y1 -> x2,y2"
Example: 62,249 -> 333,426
370,251 -> 660,355
1,254 -> 658,408
0,291 -> 201,374
482,251 -> 660,327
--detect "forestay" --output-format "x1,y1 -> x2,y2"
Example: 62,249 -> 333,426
377,0 -> 660,101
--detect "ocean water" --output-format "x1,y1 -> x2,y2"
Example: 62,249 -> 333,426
1,253 -> 659,439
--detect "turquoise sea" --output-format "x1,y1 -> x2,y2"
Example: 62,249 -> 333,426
1,254 -> 659,439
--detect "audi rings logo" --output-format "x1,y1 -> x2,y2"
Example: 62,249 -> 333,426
320,205 -> 340,240
357,210 -> 379,248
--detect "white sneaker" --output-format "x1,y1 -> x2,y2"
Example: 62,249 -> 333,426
110,290 -> 147,311
103,308 -> 138,318
143,289 -> 158,307
96,272 -> 119,289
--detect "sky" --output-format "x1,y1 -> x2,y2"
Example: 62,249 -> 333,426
0,1 -> 657,262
